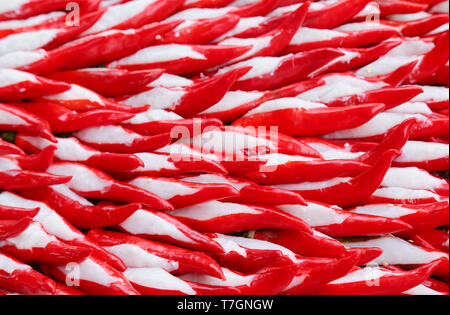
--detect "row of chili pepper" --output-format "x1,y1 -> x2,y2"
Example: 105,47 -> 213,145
0,0 -> 449,295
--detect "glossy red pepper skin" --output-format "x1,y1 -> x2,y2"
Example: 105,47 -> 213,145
421,63 -> 449,86
53,283 -> 85,295
0,103 -> 55,141
399,14 -> 450,37
395,202 -> 449,236
314,261 -> 440,295
171,201 -> 312,234
0,251 -> 56,295
243,158 -> 370,185
181,0 -> 235,9
234,103 -> 385,138
127,176 -> 240,209
49,68 -> 165,98
375,0 -> 428,15
410,229 -> 449,253
20,186 -> 141,229
0,139 -> 23,155
0,70 -> 70,101
228,48 -> 345,91
0,205 -> 39,220
305,0 -> 372,29
109,44 -> 252,74
19,20 -> 182,75
158,14 -> 240,45
88,229 -> 224,279
17,102 -> 135,133
279,150 -> 398,208
0,219 -> 92,265
16,134 -> 145,173
117,208 -> 224,253
46,162 -> 174,211
0,170 -> 72,191
41,257 -> 140,295
4,145 -> 56,172
74,126 -> 171,154
0,0 -> 87,21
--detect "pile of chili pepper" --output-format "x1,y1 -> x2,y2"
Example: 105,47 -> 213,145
0,0 -> 449,296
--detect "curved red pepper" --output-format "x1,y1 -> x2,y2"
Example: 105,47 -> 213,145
181,263 -> 298,295
18,102 -> 135,133
158,14 -> 240,45
49,68 -> 165,98
0,103 -> 55,141
42,257 -> 140,295
3,145 -> 56,172
19,20 -> 182,75
274,150 -> 399,207
0,218 -> 32,240
0,139 -> 23,155
73,125 -> 171,154
117,208 -> 224,253
399,14 -> 450,37
410,229 -> 449,253
15,134 -> 145,173
421,63 -> 449,86
314,261 -> 440,295
0,205 -> 39,220
0,219 -> 92,265
0,170 -> 72,190
218,3 -> 310,64
0,0 -> 88,21
223,48 -> 345,91
180,173 -> 307,206
110,43 -> 252,74
81,0 -> 184,35
234,102 -> 385,137
127,176 -> 240,209
0,251 -> 56,295
376,0 -> 428,15
0,69 -> 69,101
20,185 -> 141,229
88,229 -> 224,279
54,283 -> 85,295
170,200 -> 313,234
181,0 -> 235,9
46,162 -> 174,211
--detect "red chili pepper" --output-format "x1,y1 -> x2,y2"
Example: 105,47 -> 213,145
18,20 -> 182,75
0,218 -> 92,265
421,63 -> 449,85
272,150 -> 399,208
15,134 -> 145,173
48,68 -> 165,98
313,261 -> 440,295
217,3 -> 310,65
392,13 -> 450,37
115,152 -> 227,178
73,125 -> 171,154
180,173 -> 307,206
0,191 -> 126,271
278,201 -> 411,237
284,24 -> 399,53
17,101 -> 135,133
180,263 -> 298,295
122,110 -> 223,136
0,205 -> 39,220
170,200 -> 313,234
53,282 -> 85,295
345,235 -> 449,277
0,0 -> 88,21
0,103 -> 55,141
118,67 -> 250,117
108,44 -> 252,74
0,167 -> 71,191
127,176 -> 239,208
234,101 -> 385,137
157,14 -> 240,45
46,162 -> 174,211
0,139 -> 23,155
87,229 -> 224,279
206,233 -> 284,274
117,208 -> 224,253
350,202 -> 449,237
81,0 -> 184,36
41,256 -> 140,295
217,48 -> 345,91
375,0 -> 429,15
0,69 -> 70,101
0,251 -> 56,295
410,229 -> 449,253
19,185 -> 141,229
2,145 -> 55,172
181,0 -> 235,9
